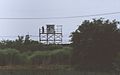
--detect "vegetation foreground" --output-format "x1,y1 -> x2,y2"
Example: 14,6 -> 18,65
0,70 -> 119,75
1,18 -> 120,73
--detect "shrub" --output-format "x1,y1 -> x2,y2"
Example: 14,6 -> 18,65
29,51 -> 51,65
0,48 -> 28,65
47,45 -> 63,50
29,47 -> 72,65
50,47 -> 72,64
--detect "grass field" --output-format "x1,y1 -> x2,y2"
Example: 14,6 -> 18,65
0,70 -> 119,75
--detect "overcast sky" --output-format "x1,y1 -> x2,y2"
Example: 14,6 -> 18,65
0,0 -> 120,43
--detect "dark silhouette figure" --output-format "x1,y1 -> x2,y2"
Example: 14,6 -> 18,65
42,26 -> 44,33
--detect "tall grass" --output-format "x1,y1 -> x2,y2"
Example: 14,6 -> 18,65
0,70 -> 119,75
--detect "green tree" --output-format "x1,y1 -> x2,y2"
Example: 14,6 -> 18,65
71,18 -> 120,71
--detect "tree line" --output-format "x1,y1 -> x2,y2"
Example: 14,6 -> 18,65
71,18 -> 120,71
0,18 -> 120,71
0,35 -> 72,67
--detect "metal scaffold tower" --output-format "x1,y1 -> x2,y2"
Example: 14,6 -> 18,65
39,24 -> 62,44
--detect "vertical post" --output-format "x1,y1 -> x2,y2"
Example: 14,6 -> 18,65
61,33 -> 62,44
54,31 -> 55,44
47,33 -> 48,44
61,25 -> 62,44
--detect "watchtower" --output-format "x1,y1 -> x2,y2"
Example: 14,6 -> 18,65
39,24 -> 62,44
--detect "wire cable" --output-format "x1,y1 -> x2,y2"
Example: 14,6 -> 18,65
0,12 -> 120,19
